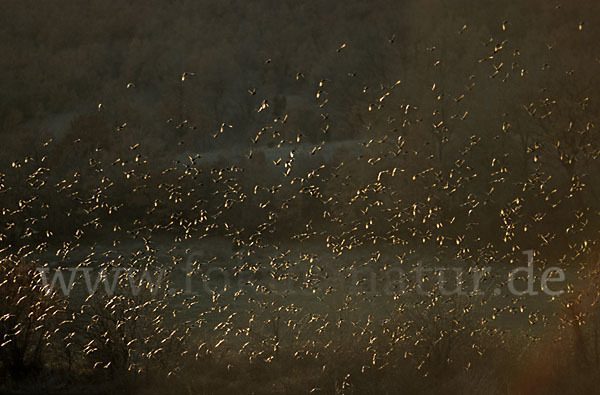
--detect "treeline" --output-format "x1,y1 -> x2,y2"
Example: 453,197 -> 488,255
2,1 -> 600,393
0,0 -> 600,264
1,0 -> 596,147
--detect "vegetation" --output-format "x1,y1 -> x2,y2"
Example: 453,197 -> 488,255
1,0 -> 600,394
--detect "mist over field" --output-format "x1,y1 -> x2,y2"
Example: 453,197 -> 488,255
1,1 -> 600,394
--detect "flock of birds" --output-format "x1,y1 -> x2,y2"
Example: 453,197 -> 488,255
1,14 -> 600,392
